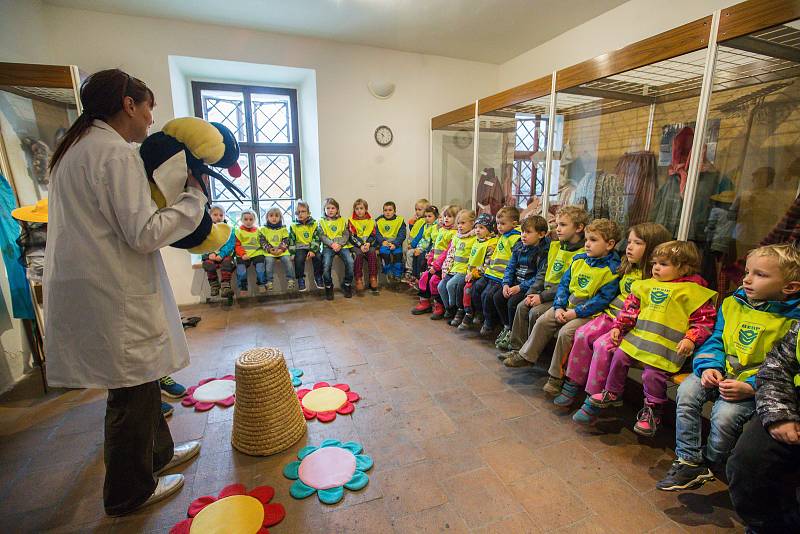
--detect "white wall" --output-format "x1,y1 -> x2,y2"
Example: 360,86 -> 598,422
497,0 -> 736,89
1,0 -> 499,306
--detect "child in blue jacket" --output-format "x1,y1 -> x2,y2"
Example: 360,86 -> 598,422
657,243 -> 800,492
201,205 -> 236,298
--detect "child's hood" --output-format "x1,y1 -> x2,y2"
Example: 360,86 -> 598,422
670,273 -> 709,286
732,287 -> 800,320
559,238 -> 585,251
265,220 -> 285,230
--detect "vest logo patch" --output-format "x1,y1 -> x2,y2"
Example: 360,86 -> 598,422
303,232 -> 310,239
498,242 -> 505,252
738,324 -> 761,346
650,288 -> 670,305
552,260 -> 564,273
383,225 -> 391,232
331,225 -> 337,232
624,278 -> 633,294
577,274 -> 591,289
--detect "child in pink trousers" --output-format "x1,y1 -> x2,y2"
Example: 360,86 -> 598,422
554,223 -> 671,411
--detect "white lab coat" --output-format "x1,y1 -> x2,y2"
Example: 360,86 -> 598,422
43,121 -> 207,389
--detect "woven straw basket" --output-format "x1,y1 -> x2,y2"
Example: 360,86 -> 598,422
231,348 -> 306,456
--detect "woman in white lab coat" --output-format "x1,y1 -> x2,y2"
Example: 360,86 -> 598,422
44,69 -> 205,516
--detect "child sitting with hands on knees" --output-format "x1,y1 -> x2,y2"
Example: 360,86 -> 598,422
319,197 -> 354,300
376,201 -> 407,284
260,206 -> 296,292
234,209 -> 267,293
289,200 -> 323,291
405,198 -> 431,283
202,204 -> 236,298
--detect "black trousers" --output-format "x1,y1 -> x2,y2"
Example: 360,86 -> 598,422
104,380 -> 174,516
293,249 -> 323,281
479,279 -> 503,328
726,415 -> 800,533
492,289 -> 527,328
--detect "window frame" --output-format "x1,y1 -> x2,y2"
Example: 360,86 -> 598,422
191,80 -> 302,221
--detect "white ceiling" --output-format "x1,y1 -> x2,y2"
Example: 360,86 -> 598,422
43,0 -> 629,64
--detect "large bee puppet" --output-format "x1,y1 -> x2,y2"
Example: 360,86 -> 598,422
139,117 -> 246,253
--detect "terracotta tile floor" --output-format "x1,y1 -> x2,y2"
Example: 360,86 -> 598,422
0,289 -> 745,533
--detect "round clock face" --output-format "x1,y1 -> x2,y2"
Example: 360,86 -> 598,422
375,125 -> 393,146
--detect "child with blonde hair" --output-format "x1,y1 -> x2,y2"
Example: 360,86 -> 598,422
413,205 -> 458,316
405,198 -> 431,283
319,198 -> 354,300
260,206 -> 296,292
437,209 -> 476,321
349,198 -> 379,294
657,244 -> 800,491
201,205 -> 236,298
557,222 -> 671,414
590,241 -> 718,437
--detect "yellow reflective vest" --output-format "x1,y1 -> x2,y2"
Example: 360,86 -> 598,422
261,226 -> 289,257
606,268 -> 643,318
449,234 -> 478,275
619,278 -> 717,373
468,236 -> 498,273
484,230 -> 521,280
719,296 -> 796,382
566,257 -> 619,312
544,241 -> 585,286
235,227 -> 265,258
319,216 -> 352,248
409,218 -> 426,243
291,220 -> 318,247
349,217 -> 375,240
433,227 -> 456,258
795,340 -> 800,388
377,216 -> 405,242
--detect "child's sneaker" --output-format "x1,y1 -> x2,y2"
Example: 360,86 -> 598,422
298,278 -> 307,292
430,301 -> 445,320
479,323 -> 495,337
473,313 -> 484,327
449,309 -> 465,327
343,284 -> 353,298
209,280 -> 221,297
412,298 -> 432,315
494,327 -> 509,347
325,286 -> 334,301
220,281 -> 233,298
543,376 -> 563,396
572,399 -> 600,425
496,329 -> 513,350
634,403 -> 662,437
443,307 -> 455,320
287,279 -> 297,292
457,313 -> 474,330
314,275 -> 325,289
159,376 -> 186,398
553,379 -> 580,407
265,281 -> 275,292
656,459 -> 714,491
497,349 -> 516,361
503,352 -> 532,368
588,390 -> 623,408
161,401 -> 174,418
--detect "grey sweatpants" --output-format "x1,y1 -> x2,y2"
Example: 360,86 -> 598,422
509,300 -> 553,350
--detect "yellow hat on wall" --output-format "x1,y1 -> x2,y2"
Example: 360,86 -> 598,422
12,198 -> 48,223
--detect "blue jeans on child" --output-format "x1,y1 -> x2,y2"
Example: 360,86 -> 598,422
379,246 -> 404,278
322,247 -> 354,287
437,273 -> 466,309
675,372 -> 756,465
236,256 -> 266,289
293,249 -> 323,283
264,255 -> 296,282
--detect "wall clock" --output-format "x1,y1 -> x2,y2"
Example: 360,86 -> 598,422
375,125 -> 393,147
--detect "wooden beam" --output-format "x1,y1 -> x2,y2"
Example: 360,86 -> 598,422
478,75 -> 551,115
556,16 -> 712,91
431,103 -> 474,130
718,0 -> 800,42
0,62 -> 74,88
560,85 -> 655,104
723,35 -> 800,63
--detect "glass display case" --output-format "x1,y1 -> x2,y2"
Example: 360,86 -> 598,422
0,63 -> 81,207
548,46 -> 721,240
476,88 -> 552,217
689,17 -> 800,294
431,105 -> 476,211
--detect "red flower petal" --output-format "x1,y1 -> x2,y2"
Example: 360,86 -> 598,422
248,485 -> 275,504
198,377 -> 215,386
194,401 -> 215,412
336,402 -> 354,415
316,411 -> 337,422
181,397 -> 196,407
216,395 -> 235,407
302,407 -> 317,420
186,385 -> 198,395
169,518 -> 193,534
333,383 -> 350,392
187,495 -> 216,517
221,374 -> 236,381
297,389 -> 311,399
313,382 -> 330,389
262,502 -> 286,527
218,483 -> 247,498
346,391 -> 360,402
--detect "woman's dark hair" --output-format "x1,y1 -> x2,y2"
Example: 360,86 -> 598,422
49,69 -> 154,171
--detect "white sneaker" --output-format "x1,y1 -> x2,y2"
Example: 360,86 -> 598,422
156,441 -> 201,475
140,474 -> 184,510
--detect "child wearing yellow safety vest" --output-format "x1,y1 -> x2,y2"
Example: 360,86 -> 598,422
457,213 -> 498,329
415,205 -> 459,317
505,219 -> 622,394
260,207 -> 296,292
318,198 -> 354,300
404,198 -> 431,283
376,201 -> 407,283
591,241 -> 718,437
234,209 -> 267,291
657,244 -> 800,492
561,222 -> 672,421
472,206 -> 521,334
348,198 -> 379,294
201,205 -> 237,298
726,320 -> 800,532
436,209 -> 477,321
289,200 -> 323,291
